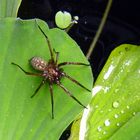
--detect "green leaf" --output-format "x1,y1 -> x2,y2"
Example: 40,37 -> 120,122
109,112 -> 140,140
0,18 -> 93,140
68,115 -> 82,140
55,11 -> 72,29
0,0 -> 22,18
71,44 -> 140,140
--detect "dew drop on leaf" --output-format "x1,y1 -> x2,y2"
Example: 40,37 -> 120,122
104,86 -> 110,93
115,88 -> 119,93
126,105 -> 130,109
100,110 -> 104,114
133,112 -> 136,116
95,105 -> 99,108
112,101 -> 119,108
97,126 -> 102,132
116,123 -> 120,126
121,110 -> 124,114
114,114 -> 119,118
104,119 -> 110,126
103,131 -> 107,135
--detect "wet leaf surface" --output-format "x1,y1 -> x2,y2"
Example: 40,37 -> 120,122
70,44 -> 140,140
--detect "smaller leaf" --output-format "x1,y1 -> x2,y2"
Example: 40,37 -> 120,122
68,115 -> 81,140
55,11 -> 72,29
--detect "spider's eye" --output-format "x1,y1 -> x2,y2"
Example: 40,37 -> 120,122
30,57 -> 47,71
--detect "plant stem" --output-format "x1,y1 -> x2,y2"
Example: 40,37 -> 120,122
86,0 -> 113,59
65,22 -> 75,32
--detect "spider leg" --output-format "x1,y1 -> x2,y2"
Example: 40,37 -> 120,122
58,62 -> 90,67
62,72 -> 91,92
49,83 -> 54,119
31,79 -> 45,98
53,49 -> 59,64
11,62 -> 42,76
57,82 -> 87,108
35,20 -> 54,60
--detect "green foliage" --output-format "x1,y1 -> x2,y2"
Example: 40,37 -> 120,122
0,0 -> 22,17
0,18 -> 93,140
55,11 -> 72,29
70,44 -> 140,140
109,112 -> 140,140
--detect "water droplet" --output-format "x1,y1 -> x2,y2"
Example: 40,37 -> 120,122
135,95 -> 139,99
119,51 -> 123,55
133,112 -> 136,116
126,105 -> 130,109
116,123 -> 120,126
112,101 -> 119,108
125,60 -> 131,66
121,110 -> 124,114
104,87 -> 110,93
100,110 -> 104,113
97,126 -> 102,132
103,131 -> 107,135
104,119 -> 110,126
114,114 -> 119,118
95,105 -> 99,108
108,109 -> 112,112
115,88 -> 119,93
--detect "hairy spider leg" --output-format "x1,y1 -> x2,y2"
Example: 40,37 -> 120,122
31,79 -> 46,98
49,83 -> 54,119
62,72 -> 91,92
35,20 -> 54,61
55,52 -> 59,64
11,62 -> 42,77
57,82 -> 87,109
58,62 -> 90,67
53,49 -> 59,64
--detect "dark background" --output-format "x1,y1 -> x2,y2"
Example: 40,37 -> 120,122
18,0 -> 140,139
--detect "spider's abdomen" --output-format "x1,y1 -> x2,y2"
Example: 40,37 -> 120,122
30,57 -> 47,71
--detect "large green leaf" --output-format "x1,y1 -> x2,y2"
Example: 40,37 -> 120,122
70,44 -> 140,139
0,0 -> 22,17
0,18 -> 93,140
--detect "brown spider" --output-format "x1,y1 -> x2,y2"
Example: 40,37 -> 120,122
12,22 -> 91,119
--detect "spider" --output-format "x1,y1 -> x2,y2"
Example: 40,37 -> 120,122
12,22 -> 91,119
